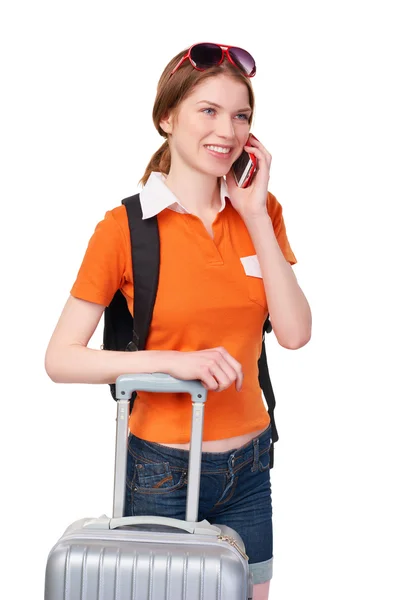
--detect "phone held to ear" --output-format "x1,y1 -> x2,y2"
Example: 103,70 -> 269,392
232,135 -> 258,188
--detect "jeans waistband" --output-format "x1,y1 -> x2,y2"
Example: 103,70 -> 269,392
128,423 -> 272,471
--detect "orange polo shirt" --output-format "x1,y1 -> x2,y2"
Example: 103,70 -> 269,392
71,173 -> 297,443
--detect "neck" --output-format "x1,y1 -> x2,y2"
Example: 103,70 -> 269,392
164,164 -> 222,217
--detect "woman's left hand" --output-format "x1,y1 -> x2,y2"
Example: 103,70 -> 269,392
225,134 -> 272,221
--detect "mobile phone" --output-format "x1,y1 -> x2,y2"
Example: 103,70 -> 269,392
232,136 -> 258,188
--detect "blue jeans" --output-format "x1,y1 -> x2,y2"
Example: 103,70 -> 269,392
124,424 -> 273,584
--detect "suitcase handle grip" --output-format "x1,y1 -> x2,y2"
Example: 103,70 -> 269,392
109,516 -> 221,536
115,373 -> 207,402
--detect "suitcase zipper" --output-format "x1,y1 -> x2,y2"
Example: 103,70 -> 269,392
217,534 -> 249,560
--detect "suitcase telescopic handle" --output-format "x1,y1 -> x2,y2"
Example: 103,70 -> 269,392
115,372 -> 207,402
113,373 -> 208,523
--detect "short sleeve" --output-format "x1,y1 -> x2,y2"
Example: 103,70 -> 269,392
70,209 -> 129,306
267,191 -> 297,265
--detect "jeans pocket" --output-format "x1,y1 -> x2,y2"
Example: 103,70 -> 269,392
258,449 -> 271,472
134,461 -> 187,495
130,461 -> 188,520
258,434 -> 272,472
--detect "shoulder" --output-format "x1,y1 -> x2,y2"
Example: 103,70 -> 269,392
266,190 -> 297,264
103,204 -> 129,227
78,204 -> 132,265
267,190 -> 283,214
94,204 -> 130,243
266,190 -> 287,231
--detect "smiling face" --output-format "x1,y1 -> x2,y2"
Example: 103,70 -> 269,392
160,74 -> 252,178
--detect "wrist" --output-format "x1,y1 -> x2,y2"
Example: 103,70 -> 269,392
243,210 -> 272,228
150,349 -> 178,375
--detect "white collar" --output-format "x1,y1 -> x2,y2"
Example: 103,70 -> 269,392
139,171 -> 229,220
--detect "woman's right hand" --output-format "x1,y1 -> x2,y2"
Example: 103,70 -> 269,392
161,348 -> 243,392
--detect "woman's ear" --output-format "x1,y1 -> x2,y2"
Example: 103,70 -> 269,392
159,112 -> 174,135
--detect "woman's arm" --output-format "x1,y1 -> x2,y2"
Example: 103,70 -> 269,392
244,214 -> 312,349
44,296 -> 243,390
226,135 -> 312,350
44,296 -> 171,384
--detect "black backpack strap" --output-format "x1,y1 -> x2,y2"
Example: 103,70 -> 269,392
122,194 -> 160,352
102,193 -> 160,406
258,314 -> 278,468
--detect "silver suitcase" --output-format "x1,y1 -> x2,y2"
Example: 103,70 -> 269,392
45,373 -> 253,599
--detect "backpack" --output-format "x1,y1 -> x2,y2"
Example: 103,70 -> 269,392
103,193 -> 279,468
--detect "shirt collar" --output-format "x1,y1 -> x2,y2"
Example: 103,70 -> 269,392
139,171 -> 229,220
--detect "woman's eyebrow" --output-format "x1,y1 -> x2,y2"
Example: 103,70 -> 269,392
196,100 -> 252,112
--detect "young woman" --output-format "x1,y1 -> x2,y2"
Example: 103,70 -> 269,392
45,42 -> 312,599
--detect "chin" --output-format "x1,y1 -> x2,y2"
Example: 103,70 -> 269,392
206,165 -> 231,178
195,158 -> 232,179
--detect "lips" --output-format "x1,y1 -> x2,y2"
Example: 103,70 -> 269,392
204,145 -> 233,157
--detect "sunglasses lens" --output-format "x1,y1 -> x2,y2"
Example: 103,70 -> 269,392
229,47 -> 256,76
190,43 -> 223,69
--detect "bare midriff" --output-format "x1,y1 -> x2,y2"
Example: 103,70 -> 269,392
159,427 -> 268,453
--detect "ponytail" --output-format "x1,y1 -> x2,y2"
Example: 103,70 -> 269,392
139,140 -> 171,186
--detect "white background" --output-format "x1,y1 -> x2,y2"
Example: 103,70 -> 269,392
1,1 -> 399,598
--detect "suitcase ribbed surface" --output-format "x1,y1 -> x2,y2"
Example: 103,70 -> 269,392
45,536 -> 250,599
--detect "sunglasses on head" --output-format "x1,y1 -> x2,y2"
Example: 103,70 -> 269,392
169,43 -> 256,79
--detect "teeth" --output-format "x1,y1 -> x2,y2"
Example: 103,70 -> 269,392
205,145 -> 231,154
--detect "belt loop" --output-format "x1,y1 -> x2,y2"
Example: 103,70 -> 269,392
251,437 -> 259,472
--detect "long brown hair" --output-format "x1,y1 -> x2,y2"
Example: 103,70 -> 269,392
139,48 -> 256,186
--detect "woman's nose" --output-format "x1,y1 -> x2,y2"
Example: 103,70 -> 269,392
214,117 -> 235,139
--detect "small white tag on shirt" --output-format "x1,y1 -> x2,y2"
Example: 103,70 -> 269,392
240,255 -> 263,278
